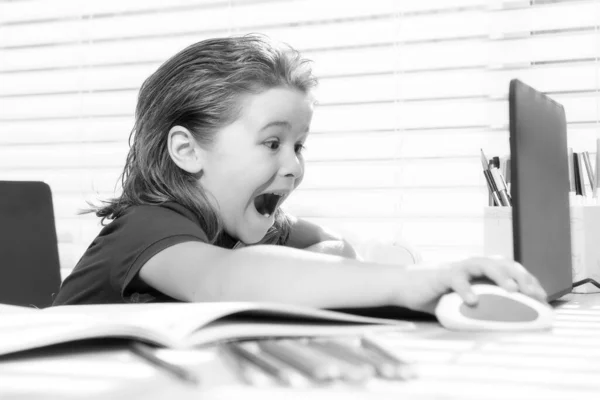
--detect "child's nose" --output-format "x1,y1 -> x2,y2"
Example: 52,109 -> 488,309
279,149 -> 303,179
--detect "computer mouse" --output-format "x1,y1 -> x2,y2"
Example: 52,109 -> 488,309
435,284 -> 554,331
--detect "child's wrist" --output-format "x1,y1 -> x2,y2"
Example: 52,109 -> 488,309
377,264 -> 411,307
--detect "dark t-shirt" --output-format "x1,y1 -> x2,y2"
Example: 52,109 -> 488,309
52,202 -> 243,306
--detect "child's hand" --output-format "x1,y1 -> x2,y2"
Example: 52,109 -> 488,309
395,256 -> 548,314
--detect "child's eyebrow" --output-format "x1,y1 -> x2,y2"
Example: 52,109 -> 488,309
259,121 -> 291,131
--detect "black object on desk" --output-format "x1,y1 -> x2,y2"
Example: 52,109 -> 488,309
331,305 -> 436,322
509,79 -> 573,302
0,181 -> 61,308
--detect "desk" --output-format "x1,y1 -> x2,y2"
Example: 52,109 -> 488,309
2,293 -> 600,400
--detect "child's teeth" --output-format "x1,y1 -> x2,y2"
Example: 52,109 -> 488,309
263,213 -> 270,218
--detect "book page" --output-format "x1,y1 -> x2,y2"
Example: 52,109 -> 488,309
45,302 -> 412,342
0,302 -> 414,357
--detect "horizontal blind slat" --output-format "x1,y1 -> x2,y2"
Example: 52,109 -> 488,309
1,94 -> 596,129
0,117 -> 133,144
2,30 -> 597,74
304,216 -> 485,248
0,0 -> 230,24
285,188 -> 486,218
2,63 -> 599,103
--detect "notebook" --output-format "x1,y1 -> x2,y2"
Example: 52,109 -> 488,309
508,79 -> 573,301
0,302 -> 413,357
0,181 -> 62,308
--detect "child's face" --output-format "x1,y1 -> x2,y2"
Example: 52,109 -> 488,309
199,87 -> 314,244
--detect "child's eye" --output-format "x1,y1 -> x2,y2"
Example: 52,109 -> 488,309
264,140 -> 280,151
295,143 -> 306,154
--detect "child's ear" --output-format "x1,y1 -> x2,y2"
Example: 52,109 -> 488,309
167,125 -> 203,174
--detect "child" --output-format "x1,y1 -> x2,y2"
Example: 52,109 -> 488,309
53,35 -> 547,313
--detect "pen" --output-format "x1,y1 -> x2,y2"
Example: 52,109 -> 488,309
129,342 -> 199,385
490,167 -> 512,206
481,149 -> 510,206
484,170 -> 501,206
480,150 -> 501,206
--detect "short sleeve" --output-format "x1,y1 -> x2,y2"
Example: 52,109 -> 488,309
108,205 -> 209,302
52,203 -> 210,305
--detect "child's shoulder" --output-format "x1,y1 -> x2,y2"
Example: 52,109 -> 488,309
105,201 -> 209,241
123,202 -> 195,220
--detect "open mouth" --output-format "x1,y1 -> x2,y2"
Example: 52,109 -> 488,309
253,193 -> 284,218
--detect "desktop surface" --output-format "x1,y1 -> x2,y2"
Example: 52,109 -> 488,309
1,292 -> 599,400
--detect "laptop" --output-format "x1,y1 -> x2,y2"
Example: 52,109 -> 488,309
0,181 -> 62,308
509,79 -> 573,302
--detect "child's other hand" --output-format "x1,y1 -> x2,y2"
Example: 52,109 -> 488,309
396,256 -> 548,314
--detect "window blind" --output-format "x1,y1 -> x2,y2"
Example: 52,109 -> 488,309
0,0 -> 599,278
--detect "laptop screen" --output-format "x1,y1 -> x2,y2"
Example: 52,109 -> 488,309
509,79 -> 573,302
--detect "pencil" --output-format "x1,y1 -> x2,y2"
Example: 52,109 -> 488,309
225,342 -> 300,386
129,342 -> 199,385
306,339 -> 375,382
257,339 -> 340,382
360,335 -> 417,380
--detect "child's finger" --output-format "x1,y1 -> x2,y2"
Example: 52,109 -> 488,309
493,260 -> 547,301
467,257 -> 519,292
483,259 -> 547,302
449,273 -> 478,306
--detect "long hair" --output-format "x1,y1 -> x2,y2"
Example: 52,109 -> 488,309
92,34 -> 317,244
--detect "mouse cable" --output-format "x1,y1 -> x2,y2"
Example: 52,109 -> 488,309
572,278 -> 600,290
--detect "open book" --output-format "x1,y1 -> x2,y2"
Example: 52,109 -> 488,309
0,302 -> 414,357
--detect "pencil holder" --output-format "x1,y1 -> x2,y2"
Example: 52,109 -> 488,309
483,206 -> 600,294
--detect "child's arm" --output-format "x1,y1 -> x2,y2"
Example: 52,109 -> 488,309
286,216 -> 359,259
139,242 -> 547,313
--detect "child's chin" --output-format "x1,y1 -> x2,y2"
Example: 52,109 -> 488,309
239,228 -> 270,245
